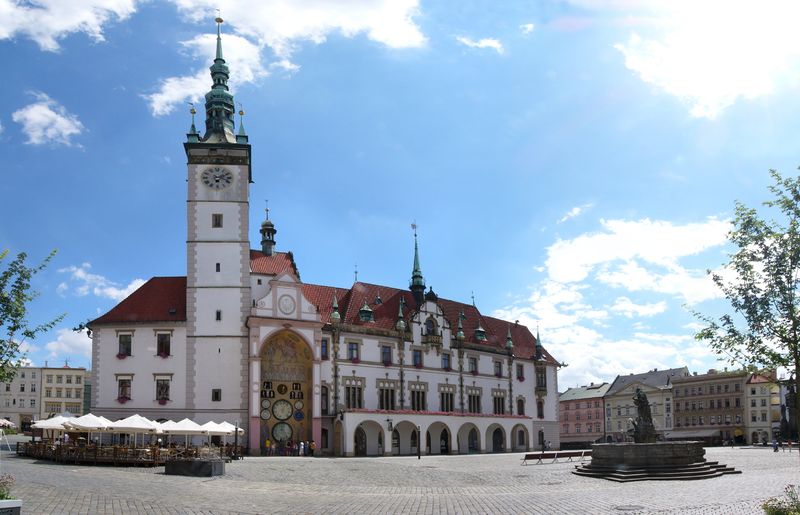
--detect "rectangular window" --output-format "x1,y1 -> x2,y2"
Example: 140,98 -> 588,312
157,333 -> 171,356
19,399 -> 25,408
441,353 -> 451,370
468,357 -> 478,373
212,389 -> 222,402
118,334 -> 132,356
735,398 -> 741,408
321,386 -> 329,415
156,379 -> 170,401
751,412 -> 757,422
381,345 -> 392,365
75,388 -> 81,398
66,375 -> 72,384
31,383 -> 36,393
215,310 -> 222,321
494,361 -> 502,377
345,386 -> 363,409
761,412 -> 767,422
411,390 -> 427,411
212,213 -> 223,228
65,389 -> 72,398
45,388 -> 51,397
118,379 -> 131,400
468,394 -> 481,414
215,262 -> 221,272
734,383 -> 741,392
56,375 -> 63,384
55,388 -> 62,397
576,423 -> 581,433
347,342 -> 359,361
379,388 -> 396,410
46,374 -> 53,384
19,383 -> 24,392
761,398 -> 767,407
31,371 -> 36,379
516,364 -> 524,380
75,376 -> 81,385
440,392 -> 454,412
321,338 -> 329,360
537,370 -> 546,388
493,396 -> 505,415
412,349 -> 422,367
30,399 -> 35,408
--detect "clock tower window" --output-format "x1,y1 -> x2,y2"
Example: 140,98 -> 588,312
212,214 -> 223,228
215,310 -> 222,321
215,263 -> 221,272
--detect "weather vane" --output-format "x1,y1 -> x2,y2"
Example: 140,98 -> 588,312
354,264 -> 358,283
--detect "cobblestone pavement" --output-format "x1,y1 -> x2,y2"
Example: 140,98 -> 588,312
1,439 -> 798,514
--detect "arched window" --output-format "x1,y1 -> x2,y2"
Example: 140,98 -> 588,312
537,400 -> 544,419
517,398 -> 525,416
411,429 -> 418,450
321,386 -> 329,415
425,318 -> 436,335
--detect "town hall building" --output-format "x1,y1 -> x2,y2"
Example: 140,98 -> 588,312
88,21 -> 562,456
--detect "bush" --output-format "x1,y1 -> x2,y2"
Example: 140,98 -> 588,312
763,485 -> 800,515
0,474 -> 14,500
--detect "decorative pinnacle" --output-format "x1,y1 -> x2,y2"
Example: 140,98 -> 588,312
215,16 -> 224,60
506,325 -> 513,348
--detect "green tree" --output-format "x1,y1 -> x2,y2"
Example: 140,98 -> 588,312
694,170 -> 800,438
0,250 -> 64,382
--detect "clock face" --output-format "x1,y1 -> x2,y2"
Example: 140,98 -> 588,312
260,409 -> 271,420
294,400 -> 303,410
272,422 -> 292,442
261,399 -> 271,409
272,399 -> 293,421
201,167 -> 233,190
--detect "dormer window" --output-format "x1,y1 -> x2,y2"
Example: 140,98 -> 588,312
425,318 -> 436,336
358,300 -> 374,322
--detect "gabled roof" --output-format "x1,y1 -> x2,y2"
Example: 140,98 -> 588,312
90,277 -> 186,326
747,374 -> 773,384
250,250 -> 299,278
559,382 -> 611,402
606,367 -> 689,396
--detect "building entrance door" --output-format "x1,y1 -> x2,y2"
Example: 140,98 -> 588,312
354,426 -> 367,456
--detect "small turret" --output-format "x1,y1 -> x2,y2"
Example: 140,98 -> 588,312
358,299 -> 374,322
455,311 -> 465,342
395,299 -> 406,332
474,320 -> 486,341
505,325 -> 514,351
260,202 -> 277,256
330,294 -> 341,325
535,326 -> 543,360
202,17 -> 236,143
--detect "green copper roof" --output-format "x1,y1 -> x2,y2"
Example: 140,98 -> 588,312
202,18 -> 236,143
506,325 -> 513,348
456,313 -> 465,341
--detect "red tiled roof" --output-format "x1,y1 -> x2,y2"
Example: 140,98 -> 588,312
90,277 -> 186,325
303,280 -> 558,364
250,250 -> 299,278
747,374 -> 772,384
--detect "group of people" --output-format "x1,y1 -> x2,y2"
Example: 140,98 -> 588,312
264,438 -> 315,457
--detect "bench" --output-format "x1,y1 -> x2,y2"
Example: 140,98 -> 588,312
521,450 -> 592,465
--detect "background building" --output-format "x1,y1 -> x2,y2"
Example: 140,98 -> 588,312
559,382 -> 609,449
39,366 -> 87,419
669,369 -> 747,444
0,367 -> 41,431
605,367 -> 687,442
744,372 -> 780,444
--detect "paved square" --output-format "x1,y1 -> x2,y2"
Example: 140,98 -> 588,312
2,440 -> 798,514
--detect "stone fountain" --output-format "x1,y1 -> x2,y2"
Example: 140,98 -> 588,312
573,388 -> 740,482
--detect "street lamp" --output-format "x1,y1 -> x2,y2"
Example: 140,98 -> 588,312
417,425 -> 421,460
233,419 -> 240,460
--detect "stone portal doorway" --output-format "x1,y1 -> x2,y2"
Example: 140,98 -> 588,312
354,426 -> 367,456
260,330 -> 313,448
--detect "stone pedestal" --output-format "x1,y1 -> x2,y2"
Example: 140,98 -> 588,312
591,442 -> 704,468
165,459 -> 225,477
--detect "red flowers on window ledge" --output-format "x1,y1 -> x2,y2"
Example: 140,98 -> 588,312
116,353 -> 128,360
414,363 -> 423,369
517,376 -> 525,382
443,367 -> 451,372
158,398 -> 168,405
117,396 -> 130,404
157,352 -> 169,359
350,358 -> 360,364
471,370 -> 478,375
383,361 -> 392,367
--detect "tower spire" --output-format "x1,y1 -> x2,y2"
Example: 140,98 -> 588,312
409,223 -> 425,305
260,200 -> 277,255
201,16 -> 236,143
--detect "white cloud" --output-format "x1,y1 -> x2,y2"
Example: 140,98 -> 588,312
58,263 -> 145,302
520,23 -> 535,35
456,36 -> 504,54
11,92 -> 85,146
545,218 -> 729,299
610,2 -> 800,118
44,328 -> 92,360
146,34 -> 267,116
558,203 -> 593,223
0,0 -> 138,51
610,297 -> 666,318
147,1 -> 426,115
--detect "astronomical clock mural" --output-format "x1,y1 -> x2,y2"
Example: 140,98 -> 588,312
260,330 -> 312,448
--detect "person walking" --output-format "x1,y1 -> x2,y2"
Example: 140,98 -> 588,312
299,441 -> 304,457
265,438 -> 271,456
310,440 -> 316,457
772,438 -> 779,452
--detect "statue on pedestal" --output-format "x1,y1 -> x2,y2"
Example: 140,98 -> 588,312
631,388 -> 657,443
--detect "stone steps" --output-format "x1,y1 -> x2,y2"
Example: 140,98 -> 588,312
572,460 -> 741,482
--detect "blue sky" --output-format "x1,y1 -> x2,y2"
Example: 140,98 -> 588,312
3,0 -> 799,389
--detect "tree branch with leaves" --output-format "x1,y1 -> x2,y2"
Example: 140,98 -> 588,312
693,170 -> 800,439
0,250 -> 64,382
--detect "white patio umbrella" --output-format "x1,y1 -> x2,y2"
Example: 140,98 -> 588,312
108,414 -> 161,447
0,419 -> 16,428
63,413 -> 112,446
217,421 -> 244,435
165,418 -> 206,447
32,414 -> 75,441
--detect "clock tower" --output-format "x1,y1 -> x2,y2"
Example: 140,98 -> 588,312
184,18 -> 251,417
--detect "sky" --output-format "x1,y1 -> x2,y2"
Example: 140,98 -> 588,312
3,0 -> 800,390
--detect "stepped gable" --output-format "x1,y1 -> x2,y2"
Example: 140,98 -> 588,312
90,277 -> 187,325
250,249 -> 298,278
